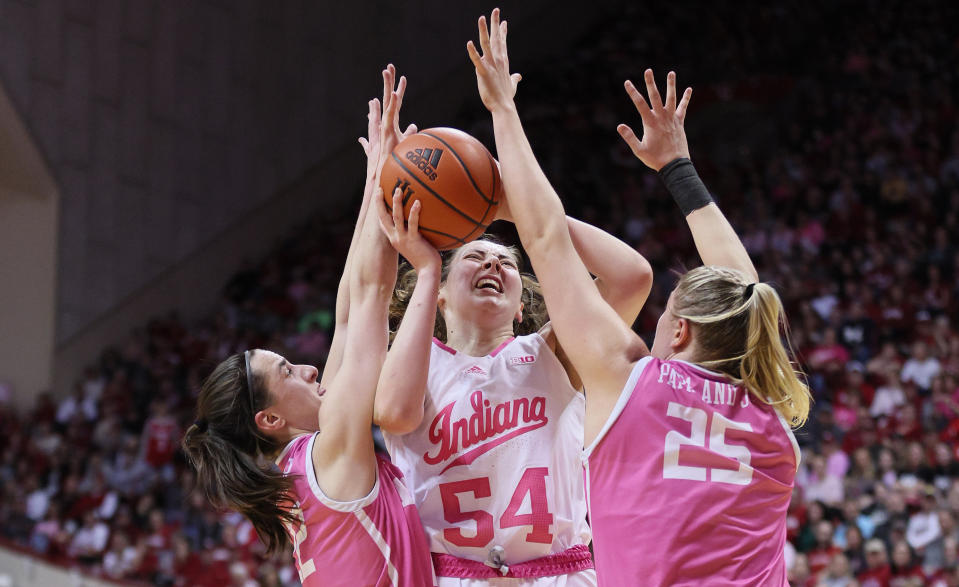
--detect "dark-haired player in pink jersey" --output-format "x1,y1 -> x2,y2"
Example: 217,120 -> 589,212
182,67 -> 437,587
470,9 -> 811,585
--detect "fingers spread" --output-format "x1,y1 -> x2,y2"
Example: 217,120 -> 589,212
677,87 -> 692,123
616,124 -> 643,156
407,200 -> 421,233
381,67 -> 393,110
478,15 -> 492,56
644,69 -> 663,110
467,40 -> 483,68
624,80 -> 651,117
665,71 -> 677,112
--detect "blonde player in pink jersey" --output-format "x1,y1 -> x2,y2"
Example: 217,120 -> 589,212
181,67 -> 438,587
469,9 -> 812,586
372,46 -> 652,587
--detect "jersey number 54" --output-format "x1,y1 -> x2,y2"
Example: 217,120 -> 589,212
439,467 -> 554,547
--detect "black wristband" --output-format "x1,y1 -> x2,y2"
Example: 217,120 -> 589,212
658,158 -> 713,216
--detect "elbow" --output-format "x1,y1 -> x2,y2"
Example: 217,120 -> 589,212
373,399 -> 424,436
619,254 -> 654,299
633,255 -> 654,292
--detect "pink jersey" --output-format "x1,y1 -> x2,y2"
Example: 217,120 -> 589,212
585,357 -> 800,586
384,335 -> 593,580
276,433 -> 435,587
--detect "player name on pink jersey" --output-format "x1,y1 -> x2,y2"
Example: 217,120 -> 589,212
425,390 -> 548,472
656,361 -> 751,407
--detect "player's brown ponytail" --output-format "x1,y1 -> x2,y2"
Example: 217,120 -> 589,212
181,352 -> 299,553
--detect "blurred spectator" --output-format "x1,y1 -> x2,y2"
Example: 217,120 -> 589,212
802,453 -> 845,506
902,341 -> 942,394
790,552 -> 815,587
889,539 -> 924,586
808,519 -> 841,576
817,552 -> 855,587
141,400 -> 180,479
858,538 -> 892,586
55,383 -> 97,426
906,488 -> 942,552
68,510 -> 109,564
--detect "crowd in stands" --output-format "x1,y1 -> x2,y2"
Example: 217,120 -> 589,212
0,2 -> 956,585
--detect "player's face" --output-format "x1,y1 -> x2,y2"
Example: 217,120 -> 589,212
651,291 -> 680,359
440,241 -> 524,325
251,350 -> 324,432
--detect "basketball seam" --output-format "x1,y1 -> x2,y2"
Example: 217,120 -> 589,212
417,225 -> 468,245
389,153 -> 483,225
420,132 -> 497,205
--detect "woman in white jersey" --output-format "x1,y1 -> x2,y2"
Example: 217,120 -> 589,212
469,10 -> 812,585
372,53 -> 652,587
182,68 -> 438,586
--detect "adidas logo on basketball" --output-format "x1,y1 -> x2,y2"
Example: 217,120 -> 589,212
405,147 -> 443,181
464,365 -> 487,376
509,355 -> 535,366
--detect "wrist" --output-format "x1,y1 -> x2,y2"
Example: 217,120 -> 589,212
413,261 -> 442,280
489,101 -> 519,117
657,158 -> 713,216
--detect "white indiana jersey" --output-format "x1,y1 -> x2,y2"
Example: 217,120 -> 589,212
384,333 -> 591,567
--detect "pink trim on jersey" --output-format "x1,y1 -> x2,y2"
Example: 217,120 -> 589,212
488,337 -> 515,357
432,545 -> 593,579
433,337 -> 457,355
430,336 -> 515,357
586,357 -> 796,586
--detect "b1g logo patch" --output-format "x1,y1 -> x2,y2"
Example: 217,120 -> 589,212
509,355 -> 535,366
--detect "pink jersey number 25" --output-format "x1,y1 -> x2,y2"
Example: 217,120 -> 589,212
663,401 -> 754,485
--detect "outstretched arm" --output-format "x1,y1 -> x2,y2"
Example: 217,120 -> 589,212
312,68 -> 407,500
372,190 -> 442,435
322,66 -> 417,391
468,10 -> 644,403
618,70 -> 757,281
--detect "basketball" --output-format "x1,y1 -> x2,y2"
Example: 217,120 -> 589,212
380,127 -> 501,250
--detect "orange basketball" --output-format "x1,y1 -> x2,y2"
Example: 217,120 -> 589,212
380,127 -> 501,250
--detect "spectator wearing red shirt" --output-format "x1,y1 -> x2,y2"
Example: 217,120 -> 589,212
808,328 -> 852,372
808,519 -> 842,576
859,538 -> 893,587
141,401 -> 180,472
789,552 -> 817,587
889,539 -> 925,586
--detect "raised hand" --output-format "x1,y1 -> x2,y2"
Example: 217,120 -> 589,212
378,64 -> 418,176
467,8 -> 522,113
358,97 -> 383,180
617,70 -> 693,171
376,188 -> 441,272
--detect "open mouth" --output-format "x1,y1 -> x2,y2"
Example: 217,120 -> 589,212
474,277 -> 503,293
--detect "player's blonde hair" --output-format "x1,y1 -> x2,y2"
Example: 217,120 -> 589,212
672,266 -> 811,427
389,235 -> 547,342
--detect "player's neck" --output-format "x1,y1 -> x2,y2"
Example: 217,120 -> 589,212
444,323 -> 514,357
666,340 -> 701,364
